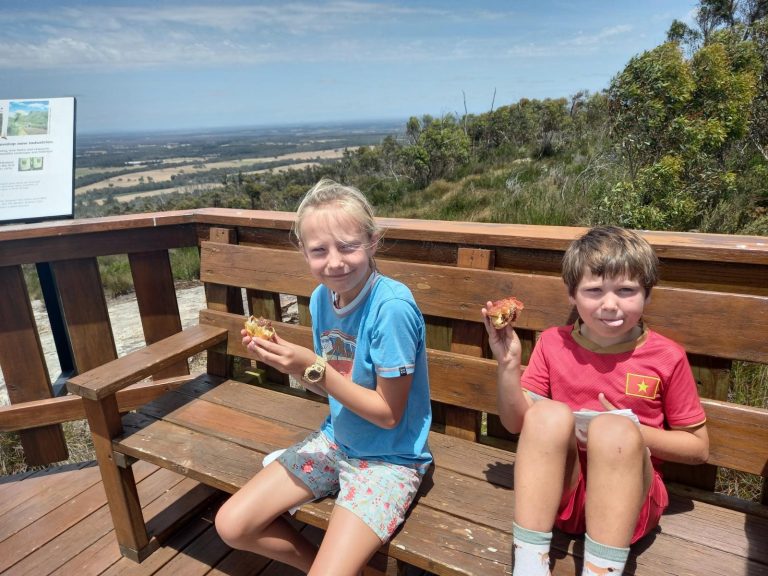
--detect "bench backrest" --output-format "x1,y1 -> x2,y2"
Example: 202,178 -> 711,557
199,239 -> 768,501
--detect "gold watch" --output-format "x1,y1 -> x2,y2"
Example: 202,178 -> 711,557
303,355 -> 326,384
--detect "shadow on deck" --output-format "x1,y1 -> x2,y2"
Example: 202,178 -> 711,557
0,461 -> 412,575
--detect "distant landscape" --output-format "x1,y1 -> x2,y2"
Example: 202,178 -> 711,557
71,2 -> 768,238
74,120 -> 404,214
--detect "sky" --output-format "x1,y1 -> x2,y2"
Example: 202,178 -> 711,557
1,1 -> 698,135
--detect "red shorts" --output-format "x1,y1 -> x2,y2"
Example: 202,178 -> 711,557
555,448 -> 668,543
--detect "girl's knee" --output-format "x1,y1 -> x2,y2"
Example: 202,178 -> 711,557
215,501 -> 257,550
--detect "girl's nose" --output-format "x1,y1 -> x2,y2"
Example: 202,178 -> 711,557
328,249 -> 344,268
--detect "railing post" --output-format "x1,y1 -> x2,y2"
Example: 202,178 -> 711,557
36,262 -> 75,395
129,250 -> 189,379
205,227 -> 243,378
0,264 -> 68,465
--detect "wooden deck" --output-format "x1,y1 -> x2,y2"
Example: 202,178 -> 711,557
0,460 -> 411,576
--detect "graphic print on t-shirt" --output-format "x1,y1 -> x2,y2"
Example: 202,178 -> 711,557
625,373 -> 661,399
320,328 -> 356,377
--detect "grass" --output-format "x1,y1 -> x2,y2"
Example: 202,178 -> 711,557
715,361 -> 768,501
1,420 -> 94,477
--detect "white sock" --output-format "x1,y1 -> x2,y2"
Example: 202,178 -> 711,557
512,522 -> 552,576
582,533 -> 629,576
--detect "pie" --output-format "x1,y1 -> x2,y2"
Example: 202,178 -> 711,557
487,297 -> 524,329
244,315 -> 276,341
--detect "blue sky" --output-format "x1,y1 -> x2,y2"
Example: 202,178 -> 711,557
1,1 -> 696,134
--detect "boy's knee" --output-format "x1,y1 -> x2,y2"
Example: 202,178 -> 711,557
523,399 -> 574,439
587,414 -> 644,460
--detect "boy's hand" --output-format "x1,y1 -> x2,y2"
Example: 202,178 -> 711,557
482,301 -> 522,367
597,392 -> 617,411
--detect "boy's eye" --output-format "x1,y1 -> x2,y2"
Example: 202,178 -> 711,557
339,243 -> 361,253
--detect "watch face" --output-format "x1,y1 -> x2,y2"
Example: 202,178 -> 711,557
304,362 -> 325,383
304,357 -> 326,383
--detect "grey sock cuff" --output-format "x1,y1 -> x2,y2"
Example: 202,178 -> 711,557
513,521 -> 553,546
584,533 -> 630,563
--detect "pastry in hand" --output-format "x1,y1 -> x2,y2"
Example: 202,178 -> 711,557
487,297 -> 524,329
244,315 -> 276,341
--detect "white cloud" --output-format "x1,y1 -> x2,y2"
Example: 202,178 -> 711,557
567,25 -> 633,48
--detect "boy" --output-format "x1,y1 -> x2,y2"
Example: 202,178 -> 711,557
482,226 -> 709,576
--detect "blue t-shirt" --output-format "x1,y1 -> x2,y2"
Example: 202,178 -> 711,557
310,272 -> 432,471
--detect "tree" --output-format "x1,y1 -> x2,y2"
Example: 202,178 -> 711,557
402,115 -> 470,186
604,33 -> 761,231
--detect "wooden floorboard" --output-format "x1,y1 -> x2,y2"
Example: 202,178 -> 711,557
0,462 -> 428,576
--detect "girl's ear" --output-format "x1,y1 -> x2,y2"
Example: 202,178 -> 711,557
298,242 -> 309,263
369,233 -> 381,256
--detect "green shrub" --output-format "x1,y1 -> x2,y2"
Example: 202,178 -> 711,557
98,255 -> 134,298
170,247 -> 200,282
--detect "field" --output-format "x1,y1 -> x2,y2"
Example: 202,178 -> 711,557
75,149 -> 349,195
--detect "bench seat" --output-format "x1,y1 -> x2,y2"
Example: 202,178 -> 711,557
110,375 -> 768,576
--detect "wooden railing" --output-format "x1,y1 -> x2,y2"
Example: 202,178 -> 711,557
1,208 -> 768,468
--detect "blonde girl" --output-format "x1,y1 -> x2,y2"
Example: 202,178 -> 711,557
215,178 -> 432,575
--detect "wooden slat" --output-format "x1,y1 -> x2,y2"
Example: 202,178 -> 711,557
0,460 -> 154,573
52,257 -> 118,373
0,265 -> 68,464
98,510 -> 217,576
702,399 -> 768,477
67,324 -> 227,401
0,375 -> 195,432
129,250 -> 188,379
201,243 -> 768,363
0,464 -> 102,541
0,224 -> 199,267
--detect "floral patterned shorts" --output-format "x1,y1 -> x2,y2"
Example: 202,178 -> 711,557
277,430 -> 423,542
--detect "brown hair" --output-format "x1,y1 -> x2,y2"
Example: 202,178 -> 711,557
561,226 -> 659,297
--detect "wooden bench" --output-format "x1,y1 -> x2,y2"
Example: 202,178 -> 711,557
67,232 -> 768,575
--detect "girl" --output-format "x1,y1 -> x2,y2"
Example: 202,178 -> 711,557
215,178 -> 433,575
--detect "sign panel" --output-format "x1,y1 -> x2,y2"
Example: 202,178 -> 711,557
0,97 -> 76,225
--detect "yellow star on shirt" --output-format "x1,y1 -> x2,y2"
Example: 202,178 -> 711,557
637,381 -> 649,393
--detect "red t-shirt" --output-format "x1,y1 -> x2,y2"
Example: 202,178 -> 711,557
522,322 -> 707,434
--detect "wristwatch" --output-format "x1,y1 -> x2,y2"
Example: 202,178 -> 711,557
302,355 -> 327,384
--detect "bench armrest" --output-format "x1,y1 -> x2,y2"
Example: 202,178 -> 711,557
67,324 -> 228,401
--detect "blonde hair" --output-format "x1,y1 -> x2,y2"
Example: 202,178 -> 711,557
562,226 -> 659,297
292,178 -> 382,249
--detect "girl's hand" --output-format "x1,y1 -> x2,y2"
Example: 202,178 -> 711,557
481,301 -> 522,367
245,332 -> 318,380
